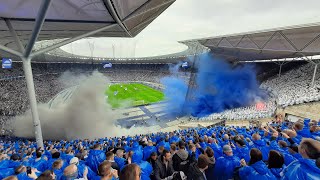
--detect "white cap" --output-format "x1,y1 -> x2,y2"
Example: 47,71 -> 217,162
69,157 -> 79,165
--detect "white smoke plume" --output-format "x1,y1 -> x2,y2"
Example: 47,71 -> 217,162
13,71 -> 156,140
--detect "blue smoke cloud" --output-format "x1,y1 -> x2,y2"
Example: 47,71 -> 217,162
161,77 -> 188,116
161,53 -> 267,117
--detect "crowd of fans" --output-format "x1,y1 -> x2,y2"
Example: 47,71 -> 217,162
1,62 -> 319,130
0,74 -> 63,116
261,63 -> 320,107
199,98 -> 276,121
0,118 -> 319,180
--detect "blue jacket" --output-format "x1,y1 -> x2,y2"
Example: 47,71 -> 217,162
169,136 -> 180,144
209,143 -> 223,158
291,153 -> 302,160
77,163 -> 96,180
139,161 -> 153,180
62,154 -> 74,164
199,142 -> 207,150
114,156 -> 126,170
239,160 -> 276,180
132,148 -> 144,164
214,154 -> 240,180
0,168 -> 14,179
234,146 -> 250,163
251,140 -> 269,161
282,158 -> 320,180
156,140 -> 170,151
0,160 -> 10,169
269,141 -> 296,166
270,165 -> 286,179
297,127 -> 312,138
53,168 -> 64,180
47,158 -> 59,170
31,158 -> 47,172
5,160 -> 21,169
143,146 -> 157,161
86,149 -> 106,173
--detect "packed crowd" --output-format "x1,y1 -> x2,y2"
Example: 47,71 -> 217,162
0,118 -> 319,180
200,99 -> 276,121
0,74 -> 64,127
104,70 -> 189,84
261,63 -> 320,107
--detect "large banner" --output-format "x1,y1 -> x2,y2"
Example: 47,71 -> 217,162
2,58 -> 12,69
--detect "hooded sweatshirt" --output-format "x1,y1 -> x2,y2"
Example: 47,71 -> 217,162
172,149 -> 189,172
270,164 -> 286,179
86,149 -> 106,174
251,140 -> 269,161
282,158 -> 320,180
239,160 -> 276,180
214,154 -> 240,180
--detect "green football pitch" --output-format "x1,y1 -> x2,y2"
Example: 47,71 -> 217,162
105,83 -> 165,108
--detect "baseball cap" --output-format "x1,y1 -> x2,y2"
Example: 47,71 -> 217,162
69,157 -> 79,165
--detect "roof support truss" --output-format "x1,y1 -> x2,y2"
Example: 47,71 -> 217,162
24,0 -> 52,58
31,24 -> 117,57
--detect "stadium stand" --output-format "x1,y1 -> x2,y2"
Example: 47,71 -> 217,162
261,63 -> 320,107
0,63 -> 190,129
200,99 -> 276,121
0,118 -> 319,179
1,61 -> 319,128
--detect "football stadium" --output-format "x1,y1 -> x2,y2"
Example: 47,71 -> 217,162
105,83 -> 164,108
0,0 -> 319,180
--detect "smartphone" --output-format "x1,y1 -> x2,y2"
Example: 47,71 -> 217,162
27,166 -> 32,174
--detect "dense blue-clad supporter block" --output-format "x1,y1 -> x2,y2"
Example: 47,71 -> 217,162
0,118 -> 319,180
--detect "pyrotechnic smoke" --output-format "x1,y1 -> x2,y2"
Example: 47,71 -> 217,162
161,53 -> 267,117
13,71 -> 157,140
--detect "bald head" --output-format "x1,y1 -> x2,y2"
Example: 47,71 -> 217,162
63,164 -> 78,177
252,133 -> 261,140
223,134 -> 229,141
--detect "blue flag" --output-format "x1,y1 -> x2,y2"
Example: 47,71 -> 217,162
2,58 -> 12,69
103,63 -> 112,68
181,62 -> 188,68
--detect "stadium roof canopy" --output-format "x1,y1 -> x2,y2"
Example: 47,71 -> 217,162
30,40 -> 209,63
181,22 -> 320,63
0,0 -> 175,59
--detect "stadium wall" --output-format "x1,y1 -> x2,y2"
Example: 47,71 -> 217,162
277,101 -> 320,121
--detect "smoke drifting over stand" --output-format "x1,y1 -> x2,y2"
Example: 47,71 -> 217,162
161,53 -> 267,117
13,71 -> 157,140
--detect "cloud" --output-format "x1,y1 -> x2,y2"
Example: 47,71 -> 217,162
61,0 -> 320,57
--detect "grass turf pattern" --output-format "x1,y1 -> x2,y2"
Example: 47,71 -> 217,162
105,83 -> 164,108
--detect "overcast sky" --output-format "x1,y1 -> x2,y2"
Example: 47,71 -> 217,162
61,0 -> 320,58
